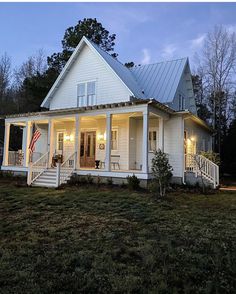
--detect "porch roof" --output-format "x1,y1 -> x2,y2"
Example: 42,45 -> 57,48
2,98 -> 175,120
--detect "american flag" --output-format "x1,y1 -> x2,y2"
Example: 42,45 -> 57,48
29,126 -> 41,153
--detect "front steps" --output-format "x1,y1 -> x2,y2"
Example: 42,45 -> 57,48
31,168 -> 73,188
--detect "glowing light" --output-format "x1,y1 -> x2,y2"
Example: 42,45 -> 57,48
64,134 -> 74,141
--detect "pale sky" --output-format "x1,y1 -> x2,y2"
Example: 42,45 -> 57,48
1,2 -> 236,69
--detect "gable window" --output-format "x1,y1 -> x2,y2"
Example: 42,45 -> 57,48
77,81 -> 96,107
179,94 -> 185,110
149,130 -> 157,152
111,129 -> 118,151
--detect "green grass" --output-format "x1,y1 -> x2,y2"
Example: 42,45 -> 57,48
0,179 -> 236,293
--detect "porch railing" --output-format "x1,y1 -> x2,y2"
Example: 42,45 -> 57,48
27,151 -> 49,186
57,152 -> 77,186
185,153 -> 219,188
8,151 -> 24,166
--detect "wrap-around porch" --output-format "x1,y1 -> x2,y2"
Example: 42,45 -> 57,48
1,103 -> 165,182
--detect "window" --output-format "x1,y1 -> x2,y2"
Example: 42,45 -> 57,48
149,130 -> 157,152
57,132 -> 64,153
77,83 -> 86,107
179,94 -> 185,110
111,130 -> 118,150
77,81 -> 96,107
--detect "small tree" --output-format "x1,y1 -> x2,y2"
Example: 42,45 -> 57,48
151,149 -> 173,197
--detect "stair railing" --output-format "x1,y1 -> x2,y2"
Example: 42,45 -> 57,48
56,152 -> 77,187
185,153 -> 219,188
27,151 -> 49,186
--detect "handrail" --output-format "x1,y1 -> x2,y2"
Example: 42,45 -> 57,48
185,153 -> 219,188
61,152 -> 76,169
56,152 -> 77,187
32,151 -> 49,167
27,151 -> 49,186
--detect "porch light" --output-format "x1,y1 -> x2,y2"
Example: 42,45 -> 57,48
98,132 -> 106,141
64,134 -> 74,141
190,136 -> 196,142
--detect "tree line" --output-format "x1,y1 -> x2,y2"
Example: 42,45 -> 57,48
0,19 -> 236,175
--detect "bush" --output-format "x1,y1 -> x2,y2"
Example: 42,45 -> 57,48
106,177 -> 113,186
151,149 -> 173,197
127,174 -> 140,190
200,151 -> 220,166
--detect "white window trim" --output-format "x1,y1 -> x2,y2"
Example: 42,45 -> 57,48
148,127 -> 158,153
56,131 -> 64,153
77,79 -> 97,107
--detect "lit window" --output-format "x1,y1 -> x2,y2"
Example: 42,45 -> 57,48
149,131 -> 157,152
77,81 -> 96,107
111,130 -> 118,150
57,132 -> 64,153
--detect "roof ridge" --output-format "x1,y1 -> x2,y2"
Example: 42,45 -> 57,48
132,57 -> 188,69
88,38 -> 126,67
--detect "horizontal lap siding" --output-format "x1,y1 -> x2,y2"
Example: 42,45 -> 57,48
164,117 -> 184,177
50,45 -> 132,110
184,119 -> 212,152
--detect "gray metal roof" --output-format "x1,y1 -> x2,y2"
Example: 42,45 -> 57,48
130,58 -> 188,103
41,37 -> 189,108
89,40 -> 145,99
89,40 -> 188,103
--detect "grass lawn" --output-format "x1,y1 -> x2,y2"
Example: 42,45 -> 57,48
0,179 -> 236,293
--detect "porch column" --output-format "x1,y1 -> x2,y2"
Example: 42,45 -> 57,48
105,113 -> 112,171
142,110 -> 149,173
159,117 -> 164,151
48,119 -> 54,165
74,114 -> 80,169
3,122 -> 10,166
23,121 -> 32,167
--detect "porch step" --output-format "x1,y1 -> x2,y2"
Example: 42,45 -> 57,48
30,167 -> 73,188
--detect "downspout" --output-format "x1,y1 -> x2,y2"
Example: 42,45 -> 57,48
182,116 -> 189,185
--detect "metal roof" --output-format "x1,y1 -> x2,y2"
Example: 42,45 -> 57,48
90,40 -> 188,104
41,37 -> 188,108
89,40 -> 145,99
130,58 -> 188,103
4,99 -> 174,120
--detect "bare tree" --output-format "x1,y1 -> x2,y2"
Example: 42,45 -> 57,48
0,53 -> 11,103
14,49 -> 47,88
196,25 -> 236,154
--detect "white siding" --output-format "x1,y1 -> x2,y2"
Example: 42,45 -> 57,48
49,44 -> 132,110
164,116 -> 184,178
184,119 -> 212,152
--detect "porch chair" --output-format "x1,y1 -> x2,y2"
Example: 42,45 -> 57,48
100,155 -> 120,170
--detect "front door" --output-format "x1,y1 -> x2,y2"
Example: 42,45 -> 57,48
80,131 -> 96,168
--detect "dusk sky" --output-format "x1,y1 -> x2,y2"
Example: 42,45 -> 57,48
1,2 -> 236,70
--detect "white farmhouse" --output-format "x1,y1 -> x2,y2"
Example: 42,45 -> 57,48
1,37 -> 219,188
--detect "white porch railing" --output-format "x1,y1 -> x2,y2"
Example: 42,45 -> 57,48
56,152 -> 77,186
27,151 -> 49,186
8,151 -> 24,166
185,153 -> 219,188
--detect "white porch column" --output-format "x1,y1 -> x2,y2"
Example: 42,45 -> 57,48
159,117 -> 164,151
142,110 -> 149,173
23,121 -> 32,167
74,114 -> 80,169
48,119 -> 54,165
3,122 -> 10,166
105,113 -> 112,171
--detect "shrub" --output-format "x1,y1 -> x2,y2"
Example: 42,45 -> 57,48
151,149 -> 173,197
86,174 -> 93,185
127,174 -> 140,190
200,151 -> 220,166
106,177 -> 113,186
